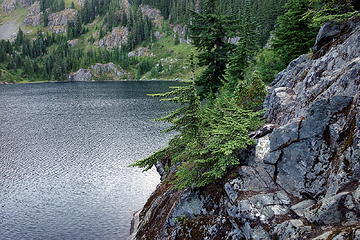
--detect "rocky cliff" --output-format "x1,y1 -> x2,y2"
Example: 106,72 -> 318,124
48,9 -> 78,34
68,63 -> 131,81
140,4 -> 163,28
129,18 -> 360,240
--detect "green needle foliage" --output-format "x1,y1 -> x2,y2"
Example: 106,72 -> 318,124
174,96 -> 264,188
133,53 -> 264,189
189,0 -> 238,99
272,0 -> 318,65
308,0 -> 360,25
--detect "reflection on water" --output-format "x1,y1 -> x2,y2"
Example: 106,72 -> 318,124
0,81 -> 176,240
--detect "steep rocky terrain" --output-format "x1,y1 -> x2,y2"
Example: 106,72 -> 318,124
140,4 -> 163,28
129,18 -> 360,240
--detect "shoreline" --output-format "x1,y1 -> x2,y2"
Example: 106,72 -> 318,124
0,78 -> 182,85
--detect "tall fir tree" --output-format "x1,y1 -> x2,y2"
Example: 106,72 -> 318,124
225,0 -> 260,94
189,0 -> 238,99
272,0 -> 317,65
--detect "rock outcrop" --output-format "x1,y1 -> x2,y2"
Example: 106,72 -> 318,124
1,0 -> 16,13
171,24 -> 190,44
140,4 -> 163,28
130,18 -> 360,240
68,68 -> 92,82
98,27 -> 129,49
1,0 -> 32,13
24,1 -> 41,26
48,9 -> 77,34
69,63 -> 130,81
128,47 -> 154,57
67,39 -> 79,47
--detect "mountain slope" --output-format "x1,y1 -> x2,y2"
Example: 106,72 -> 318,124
0,0 -> 286,82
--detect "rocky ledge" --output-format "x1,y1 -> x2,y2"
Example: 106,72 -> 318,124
129,18 -> 360,240
128,47 -> 154,57
68,63 -> 130,81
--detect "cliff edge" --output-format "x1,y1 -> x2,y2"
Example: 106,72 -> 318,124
130,18 -> 360,240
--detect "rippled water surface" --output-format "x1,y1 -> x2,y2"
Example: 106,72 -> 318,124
0,81 -> 176,240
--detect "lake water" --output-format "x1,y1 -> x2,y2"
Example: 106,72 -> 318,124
0,81 -> 176,240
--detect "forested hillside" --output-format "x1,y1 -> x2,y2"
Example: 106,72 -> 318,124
0,0 -> 287,82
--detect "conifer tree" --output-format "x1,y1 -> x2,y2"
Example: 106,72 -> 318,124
225,0 -> 260,93
189,0 -> 238,99
15,28 -> 24,46
272,0 -> 317,65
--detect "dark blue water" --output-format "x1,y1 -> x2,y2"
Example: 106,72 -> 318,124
0,81 -> 176,240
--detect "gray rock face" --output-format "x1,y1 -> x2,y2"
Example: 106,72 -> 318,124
131,18 -> 360,240
68,69 -> 92,82
69,63 -> 130,81
140,4 -> 163,28
48,9 -> 77,34
1,0 -> 32,13
1,0 -> 16,13
171,24 -> 190,44
128,47 -> 154,57
98,27 -> 128,49
24,1 -> 41,26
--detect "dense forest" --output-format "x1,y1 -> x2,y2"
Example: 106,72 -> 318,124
0,0 -> 288,81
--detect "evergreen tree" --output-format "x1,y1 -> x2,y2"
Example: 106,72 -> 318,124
15,28 -> 24,46
43,11 -> 49,27
225,0 -> 260,92
272,0 -> 317,65
189,0 -> 238,99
